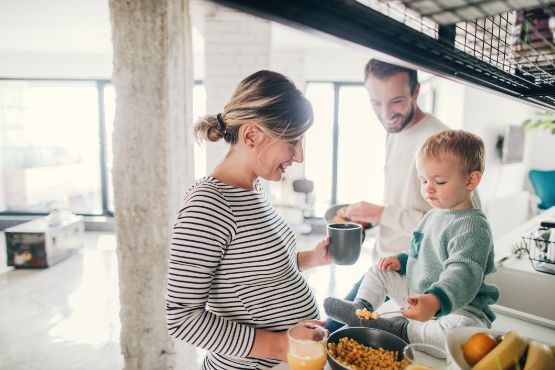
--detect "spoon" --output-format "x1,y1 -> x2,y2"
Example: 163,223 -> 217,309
356,308 -> 405,320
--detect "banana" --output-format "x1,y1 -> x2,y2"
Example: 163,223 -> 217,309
523,341 -> 555,370
472,331 -> 528,370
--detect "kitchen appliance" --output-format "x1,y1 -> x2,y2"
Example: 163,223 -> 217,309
5,215 -> 84,268
521,222 -> 555,275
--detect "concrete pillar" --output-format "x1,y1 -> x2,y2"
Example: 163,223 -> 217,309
108,0 -> 195,368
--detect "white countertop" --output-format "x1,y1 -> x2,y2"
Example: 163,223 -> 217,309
275,208 -> 555,369
487,206 -> 555,326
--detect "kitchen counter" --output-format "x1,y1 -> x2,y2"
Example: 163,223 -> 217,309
274,208 -> 555,369
487,206 -> 555,328
272,308 -> 555,369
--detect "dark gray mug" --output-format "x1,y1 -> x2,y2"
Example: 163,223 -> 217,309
327,223 -> 365,265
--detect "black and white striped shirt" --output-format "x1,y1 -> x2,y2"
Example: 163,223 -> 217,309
166,177 -> 320,369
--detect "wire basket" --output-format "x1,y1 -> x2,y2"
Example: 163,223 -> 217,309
522,226 -> 555,275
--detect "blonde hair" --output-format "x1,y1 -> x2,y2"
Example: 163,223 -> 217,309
419,130 -> 485,174
192,70 -> 313,145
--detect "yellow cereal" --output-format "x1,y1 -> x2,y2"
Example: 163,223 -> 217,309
355,308 -> 379,320
327,337 -> 409,370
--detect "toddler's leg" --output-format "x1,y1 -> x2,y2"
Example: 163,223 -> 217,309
323,297 -> 410,342
325,276 -> 363,332
407,313 -> 489,348
356,265 -> 410,309
324,266 -> 411,342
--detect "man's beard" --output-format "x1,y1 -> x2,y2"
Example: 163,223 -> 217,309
382,103 -> 415,133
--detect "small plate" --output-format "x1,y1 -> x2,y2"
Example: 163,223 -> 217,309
324,204 -> 350,224
324,204 -> 373,230
446,327 -> 504,370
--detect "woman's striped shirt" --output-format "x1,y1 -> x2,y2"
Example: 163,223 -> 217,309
166,176 -> 320,369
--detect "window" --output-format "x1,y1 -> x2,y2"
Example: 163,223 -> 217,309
305,82 -> 386,216
305,83 -> 334,216
0,79 -> 106,215
336,85 -> 386,205
0,79 -> 206,217
192,84 -> 207,180
103,83 -> 115,213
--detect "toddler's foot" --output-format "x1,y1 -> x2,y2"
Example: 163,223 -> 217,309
323,297 -> 372,327
324,297 -> 410,343
360,316 -> 410,344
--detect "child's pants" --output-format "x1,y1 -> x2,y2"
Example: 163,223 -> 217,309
356,266 -> 491,348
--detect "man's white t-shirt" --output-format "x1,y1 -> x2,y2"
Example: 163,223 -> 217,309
373,113 -> 449,261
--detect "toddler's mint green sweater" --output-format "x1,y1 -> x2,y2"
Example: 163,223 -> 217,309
397,208 -> 499,322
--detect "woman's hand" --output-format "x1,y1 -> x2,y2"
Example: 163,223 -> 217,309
378,256 -> 401,271
298,237 -> 331,271
312,237 -> 332,266
249,330 -> 289,361
346,202 -> 384,225
248,320 -> 328,361
402,293 -> 440,321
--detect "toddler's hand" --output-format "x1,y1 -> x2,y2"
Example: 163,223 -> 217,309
402,293 -> 440,321
378,256 -> 401,271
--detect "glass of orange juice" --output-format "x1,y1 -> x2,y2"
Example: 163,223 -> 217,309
403,343 -> 451,370
287,322 -> 328,370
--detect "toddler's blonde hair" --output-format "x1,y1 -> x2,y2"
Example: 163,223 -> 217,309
419,130 -> 485,174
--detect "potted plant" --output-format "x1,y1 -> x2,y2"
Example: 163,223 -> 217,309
522,110 -> 555,134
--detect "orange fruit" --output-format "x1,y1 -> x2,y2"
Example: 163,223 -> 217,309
461,332 -> 499,367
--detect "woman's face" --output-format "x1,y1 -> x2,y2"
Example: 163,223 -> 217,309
255,135 -> 304,181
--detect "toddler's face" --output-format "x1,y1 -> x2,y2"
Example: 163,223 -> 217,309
416,154 -> 476,210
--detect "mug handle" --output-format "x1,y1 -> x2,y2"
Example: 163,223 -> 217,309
362,228 -> 366,243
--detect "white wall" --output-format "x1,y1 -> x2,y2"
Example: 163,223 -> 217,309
459,85 -> 555,199
431,77 -> 466,129
433,80 -> 555,236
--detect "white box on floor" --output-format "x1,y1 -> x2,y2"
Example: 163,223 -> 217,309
5,214 -> 84,268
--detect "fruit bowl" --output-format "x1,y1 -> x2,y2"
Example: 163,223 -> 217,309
447,327 -> 504,370
447,327 -> 524,370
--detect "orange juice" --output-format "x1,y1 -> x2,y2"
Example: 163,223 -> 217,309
287,342 -> 327,370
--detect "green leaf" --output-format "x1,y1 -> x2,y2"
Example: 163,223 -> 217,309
522,110 -> 555,135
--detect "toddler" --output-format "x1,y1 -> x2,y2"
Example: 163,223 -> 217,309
325,130 -> 499,347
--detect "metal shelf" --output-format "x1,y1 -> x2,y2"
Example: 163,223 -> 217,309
212,0 -> 555,111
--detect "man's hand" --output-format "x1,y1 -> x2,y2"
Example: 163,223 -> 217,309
402,293 -> 440,321
378,256 -> 401,271
346,202 -> 384,225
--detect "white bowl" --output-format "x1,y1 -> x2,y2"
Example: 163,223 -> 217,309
446,327 -> 504,370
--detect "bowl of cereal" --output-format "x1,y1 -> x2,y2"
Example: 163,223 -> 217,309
326,327 -> 408,370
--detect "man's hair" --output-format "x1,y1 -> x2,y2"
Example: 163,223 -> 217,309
419,130 -> 485,174
364,59 -> 418,95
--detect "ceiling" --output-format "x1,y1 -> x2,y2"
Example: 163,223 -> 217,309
0,0 -> 112,54
0,0 -> 344,56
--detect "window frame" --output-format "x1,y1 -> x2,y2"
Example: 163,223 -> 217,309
0,77 -> 112,217
305,80 -> 366,209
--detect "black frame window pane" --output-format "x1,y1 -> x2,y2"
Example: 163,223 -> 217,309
103,83 -> 115,214
305,82 -> 334,216
0,80 -> 103,214
336,85 -> 385,205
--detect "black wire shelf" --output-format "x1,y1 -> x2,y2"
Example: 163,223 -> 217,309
212,0 -> 555,111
